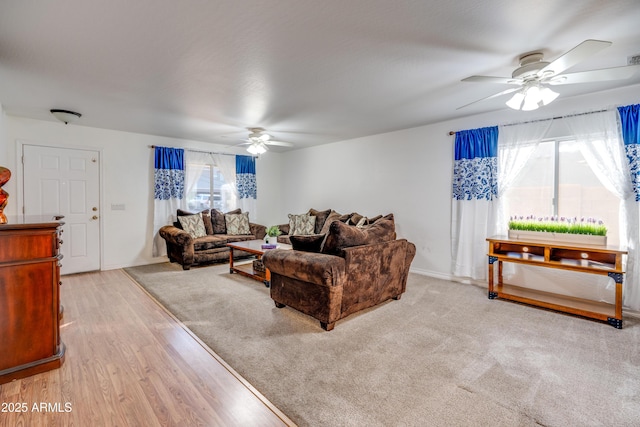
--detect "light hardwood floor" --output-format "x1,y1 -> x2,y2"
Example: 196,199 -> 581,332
0,269 -> 295,427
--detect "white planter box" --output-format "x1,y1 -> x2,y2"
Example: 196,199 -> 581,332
508,230 -> 607,246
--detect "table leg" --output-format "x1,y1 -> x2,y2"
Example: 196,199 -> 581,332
264,268 -> 271,288
488,255 -> 498,299
229,247 -> 234,273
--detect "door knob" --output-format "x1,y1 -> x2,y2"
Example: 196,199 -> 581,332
92,215 -> 98,220
92,207 -> 98,211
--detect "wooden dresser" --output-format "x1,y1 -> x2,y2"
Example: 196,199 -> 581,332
0,216 -> 65,384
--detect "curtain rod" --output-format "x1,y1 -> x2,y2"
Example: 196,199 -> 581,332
149,145 -> 237,156
448,108 -> 610,136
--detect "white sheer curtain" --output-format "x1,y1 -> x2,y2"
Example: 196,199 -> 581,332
564,111 -> 633,199
184,151 -> 214,210
212,153 -> 239,212
564,110 -> 637,309
493,119 -> 554,235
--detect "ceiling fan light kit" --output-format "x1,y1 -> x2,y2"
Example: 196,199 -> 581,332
247,141 -> 267,155
460,39 -> 640,111
506,83 -> 559,111
240,127 -> 294,154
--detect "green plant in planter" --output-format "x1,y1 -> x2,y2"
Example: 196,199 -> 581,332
508,215 -> 607,236
266,225 -> 282,238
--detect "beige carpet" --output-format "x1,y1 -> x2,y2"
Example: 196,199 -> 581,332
124,262 -> 640,427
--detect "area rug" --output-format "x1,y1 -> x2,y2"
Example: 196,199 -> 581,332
124,262 -> 640,427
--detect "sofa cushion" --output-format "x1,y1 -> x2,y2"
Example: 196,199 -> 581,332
288,213 -> 316,236
308,208 -> 331,234
211,208 -> 241,234
193,235 -> 231,251
322,218 -> 396,255
225,234 -> 256,244
290,234 -> 326,253
225,212 -> 251,235
178,213 -> 207,238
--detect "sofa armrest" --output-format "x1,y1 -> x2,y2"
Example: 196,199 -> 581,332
250,222 -> 267,240
159,225 -> 193,247
262,249 -> 346,287
341,239 -> 414,297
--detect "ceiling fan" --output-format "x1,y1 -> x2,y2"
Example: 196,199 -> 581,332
458,39 -> 640,111
240,127 -> 294,154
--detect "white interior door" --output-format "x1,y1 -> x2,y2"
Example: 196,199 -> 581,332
23,145 -> 101,275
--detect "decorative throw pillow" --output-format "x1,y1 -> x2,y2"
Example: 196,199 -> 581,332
288,213 -> 316,236
308,208 -> 331,234
322,218 -> 396,255
350,212 -> 365,226
289,234 -> 326,253
338,212 -> 353,223
178,208 -> 213,235
200,210 -> 214,235
319,210 -> 342,235
177,213 -> 207,238
211,208 -> 241,234
367,215 -> 383,225
225,212 -> 251,235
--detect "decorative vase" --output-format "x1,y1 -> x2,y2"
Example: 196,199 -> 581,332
0,167 -> 10,224
266,235 -> 278,244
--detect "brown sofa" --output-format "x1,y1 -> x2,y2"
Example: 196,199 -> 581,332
262,213 -> 416,331
275,208 -> 382,244
159,208 -> 266,270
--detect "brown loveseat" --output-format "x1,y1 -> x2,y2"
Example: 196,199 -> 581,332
159,208 -> 266,270
262,212 -> 415,331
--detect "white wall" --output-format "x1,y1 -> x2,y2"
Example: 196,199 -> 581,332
276,85 -> 640,278
2,116 -> 274,270
2,84 -> 638,274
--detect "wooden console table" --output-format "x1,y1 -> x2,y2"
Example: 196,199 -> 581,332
486,236 -> 627,328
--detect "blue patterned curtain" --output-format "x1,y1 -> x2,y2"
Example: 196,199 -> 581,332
619,104 -> 640,201
236,155 -> 257,199
154,146 -> 185,200
153,146 -> 185,257
451,126 -> 499,279
452,126 -> 499,201
618,103 -> 640,310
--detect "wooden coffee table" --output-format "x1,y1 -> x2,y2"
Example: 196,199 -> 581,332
227,239 -> 292,286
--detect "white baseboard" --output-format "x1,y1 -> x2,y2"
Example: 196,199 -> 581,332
409,267 -> 487,287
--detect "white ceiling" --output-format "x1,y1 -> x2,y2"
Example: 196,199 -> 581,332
1,0 -> 640,151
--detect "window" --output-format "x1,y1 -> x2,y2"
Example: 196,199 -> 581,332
503,139 -> 620,246
186,164 -> 233,212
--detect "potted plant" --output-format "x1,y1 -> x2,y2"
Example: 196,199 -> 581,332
265,225 -> 282,244
508,215 -> 607,245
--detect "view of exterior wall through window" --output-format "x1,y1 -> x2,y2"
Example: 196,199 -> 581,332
187,165 -> 235,213
503,139 -> 620,246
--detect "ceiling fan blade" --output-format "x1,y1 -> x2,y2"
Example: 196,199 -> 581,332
462,76 -> 522,85
456,87 -> 522,110
548,64 -> 640,85
265,140 -> 294,147
539,39 -> 611,77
